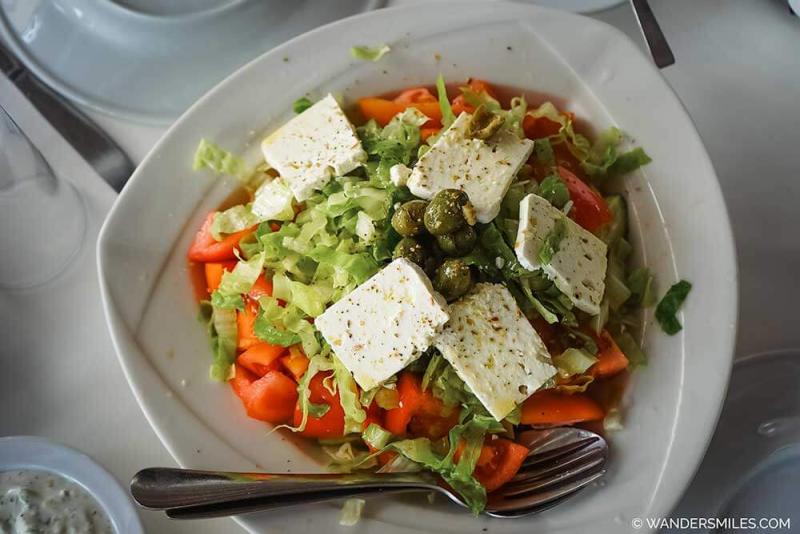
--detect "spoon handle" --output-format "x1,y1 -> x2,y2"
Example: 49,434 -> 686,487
131,467 -> 433,512
629,0 -> 675,68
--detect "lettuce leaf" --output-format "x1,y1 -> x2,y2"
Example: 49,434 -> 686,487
553,348 -> 598,377
252,178 -> 295,222
350,44 -> 391,62
210,205 -> 260,241
192,139 -> 249,181
210,253 -> 265,311
655,280 -> 692,335
536,175 -> 570,209
333,356 -> 367,434
293,96 -> 313,114
339,498 -> 366,526
202,304 -> 237,382
435,74 -> 456,128
362,423 -> 393,450
537,218 -> 567,265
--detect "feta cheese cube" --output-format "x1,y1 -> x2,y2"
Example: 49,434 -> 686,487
251,177 -> 295,221
515,194 -> 608,315
434,283 -> 556,420
261,94 -> 366,201
355,211 -> 376,243
315,258 -> 450,391
407,112 -> 534,223
389,163 -> 411,187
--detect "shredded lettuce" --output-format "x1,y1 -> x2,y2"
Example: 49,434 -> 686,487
192,139 -> 249,181
362,423 -> 393,450
210,253 -> 265,311
350,44 -> 391,62
359,109 -> 426,184
655,280 -> 692,335
627,267 -> 656,307
210,205 -> 260,241
252,178 -> 295,222
435,74 -> 456,128
201,303 -> 237,382
292,96 -> 313,114
534,138 -> 555,166
339,498 -> 366,526
553,348 -> 598,377
609,148 -> 652,176
612,330 -> 647,368
383,415 -> 498,513
272,273 -> 333,318
537,218 -> 567,265
536,175 -> 570,209
333,356 -> 367,434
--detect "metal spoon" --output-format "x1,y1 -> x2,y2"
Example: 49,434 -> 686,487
131,427 -> 607,519
630,0 -> 675,68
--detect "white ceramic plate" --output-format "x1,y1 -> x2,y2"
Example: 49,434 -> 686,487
98,2 -> 737,532
0,0 -> 382,124
0,436 -> 143,534
522,0 -> 626,14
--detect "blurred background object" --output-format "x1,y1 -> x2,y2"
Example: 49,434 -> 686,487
0,104 -> 86,289
0,0 -> 385,123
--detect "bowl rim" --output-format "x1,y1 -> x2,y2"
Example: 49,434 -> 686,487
0,436 -> 144,534
98,2 -> 738,531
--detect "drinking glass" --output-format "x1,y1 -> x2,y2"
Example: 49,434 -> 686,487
0,104 -> 86,289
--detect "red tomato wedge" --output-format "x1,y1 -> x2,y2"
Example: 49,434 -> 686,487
293,372 -> 345,439
187,212 -> 255,262
520,390 -> 605,426
474,439 -> 530,492
229,364 -> 297,424
590,331 -> 629,378
204,261 -> 237,294
557,166 -> 612,233
237,342 -> 286,377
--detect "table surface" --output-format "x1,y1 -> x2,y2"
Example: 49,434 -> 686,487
1,1 -> 798,533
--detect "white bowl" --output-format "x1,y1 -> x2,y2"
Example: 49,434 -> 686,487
0,437 -> 144,534
97,2 -> 738,532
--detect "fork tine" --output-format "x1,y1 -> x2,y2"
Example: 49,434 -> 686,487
486,467 -> 605,515
521,436 -> 600,468
500,451 -> 606,497
516,439 -> 607,482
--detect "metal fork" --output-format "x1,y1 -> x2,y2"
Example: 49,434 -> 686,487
130,427 -> 607,519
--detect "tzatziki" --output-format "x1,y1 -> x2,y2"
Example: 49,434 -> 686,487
0,469 -> 113,533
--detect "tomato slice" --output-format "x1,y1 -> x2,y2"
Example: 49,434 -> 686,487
557,166 -> 612,233
242,371 -> 298,424
384,372 -> 458,439
393,87 -> 437,105
248,275 -> 273,301
237,342 -> 286,377
474,439 -> 530,492
229,364 -> 297,424
188,212 -> 255,262
293,372 -> 345,439
204,261 -> 237,294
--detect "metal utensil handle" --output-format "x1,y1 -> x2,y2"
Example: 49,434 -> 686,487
630,0 -> 675,68
131,468 -> 435,511
164,485 -> 421,520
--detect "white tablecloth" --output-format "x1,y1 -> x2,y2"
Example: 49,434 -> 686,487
1,1 -> 799,533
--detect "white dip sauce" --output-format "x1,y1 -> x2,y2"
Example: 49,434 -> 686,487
0,470 -> 113,533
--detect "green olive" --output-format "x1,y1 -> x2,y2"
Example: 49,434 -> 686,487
435,225 -> 477,257
464,104 -> 505,140
391,200 -> 428,237
392,237 -> 427,267
424,189 -> 474,235
433,259 -> 474,301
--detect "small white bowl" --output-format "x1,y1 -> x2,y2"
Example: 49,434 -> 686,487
0,436 -> 143,534
98,2 -> 737,532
